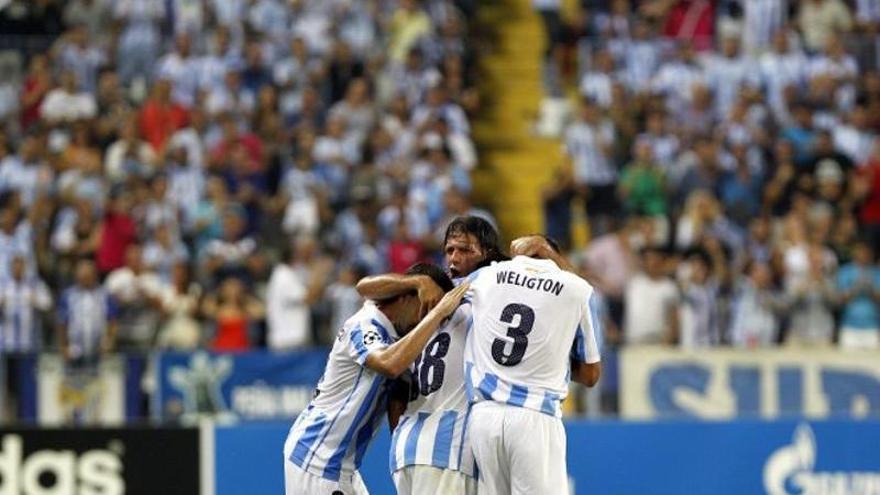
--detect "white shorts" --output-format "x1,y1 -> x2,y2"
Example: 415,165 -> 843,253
393,465 -> 477,495
283,433 -> 369,495
468,402 -> 568,495
839,327 -> 880,350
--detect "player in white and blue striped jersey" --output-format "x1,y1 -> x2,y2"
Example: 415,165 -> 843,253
283,263 -> 468,495
464,235 -> 601,495
356,216 -> 505,495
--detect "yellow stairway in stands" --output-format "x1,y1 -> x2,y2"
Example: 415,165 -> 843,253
472,0 -> 586,246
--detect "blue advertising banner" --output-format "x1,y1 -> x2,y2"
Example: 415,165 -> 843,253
153,350 -> 327,422
621,347 -> 880,419
213,419 -> 880,495
14,354 -> 147,425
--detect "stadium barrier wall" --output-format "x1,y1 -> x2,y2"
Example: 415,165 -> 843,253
621,347 -> 880,420
214,419 -> 880,495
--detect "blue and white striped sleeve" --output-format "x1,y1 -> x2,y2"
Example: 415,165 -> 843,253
571,289 -> 602,364
347,319 -> 393,366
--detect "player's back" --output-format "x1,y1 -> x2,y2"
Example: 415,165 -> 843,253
285,301 -> 397,482
464,256 -> 595,417
390,302 -> 474,476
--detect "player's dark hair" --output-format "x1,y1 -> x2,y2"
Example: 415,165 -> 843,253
405,262 -> 454,293
443,216 -> 505,262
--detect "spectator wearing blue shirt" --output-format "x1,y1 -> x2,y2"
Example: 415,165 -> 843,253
836,240 -> 880,350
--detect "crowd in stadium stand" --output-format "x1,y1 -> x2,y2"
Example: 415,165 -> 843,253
538,0 -> 880,350
0,0 -> 482,362
0,0 -> 878,378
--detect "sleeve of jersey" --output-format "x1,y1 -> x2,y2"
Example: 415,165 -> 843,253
461,265 -> 490,305
346,319 -> 393,366
571,290 -> 602,364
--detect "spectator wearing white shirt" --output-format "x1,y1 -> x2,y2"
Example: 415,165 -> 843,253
155,33 -> 200,108
624,247 -> 680,345
0,134 -> 53,208
265,236 -> 333,350
652,41 -> 706,111
760,30 -> 809,120
104,118 -> 158,183
165,145 -> 205,230
114,0 -> 165,85
620,18 -> 662,94
54,25 -> 105,94
809,37 -> 859,111
39,71 -> 97,123
740,0 -> 789,54
703,34 -> 760,118
579,49 -> 617,109
206,69 -> 255,117
729,261 -> 788,348
833,105 -> 877,165
104,244 -> 167,351
199,207 -> 257,285
198,27 -> 243,92
798,0 -> 853,53
143,223 -> 190,283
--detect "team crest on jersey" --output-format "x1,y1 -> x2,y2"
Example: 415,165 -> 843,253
363,328 -> 382,346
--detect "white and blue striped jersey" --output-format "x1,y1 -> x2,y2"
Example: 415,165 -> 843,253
464,256 -> 601,418
389,303 -> 475,477
0,277 -> 51,353
58,286 -> 117,360
285,301 -> 399,483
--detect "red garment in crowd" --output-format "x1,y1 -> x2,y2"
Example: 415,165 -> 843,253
662,0 -> 716,51
388,240 -> 425,274
212,314 -> 250,351
140,99 -> 189,152
20,76 -> 47,129
859,160 -> 880,225
209,133 -> 264,171
96,212 -> 137,274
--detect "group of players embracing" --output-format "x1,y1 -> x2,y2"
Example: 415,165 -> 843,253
283,215 -> 602,495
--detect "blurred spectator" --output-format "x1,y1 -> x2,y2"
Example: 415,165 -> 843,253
104,117 -> 158,183
624,247 -> 679,345
95,189 -> 137,274
143,222 -> 190,283
39,70 -> 96,123
265,237 -> 333,350
325,264 -> 367,345
729,261 -> 787,348
678,251 -> 722,348
542,166 -> 579,250
798,0 -> 853,53
786,246 -> 836,346
199,206 -> 257,285
157,262 -> 202,351
618,139 -> 667,218
0,255 -> 52,353
564,98 -> 618,236
835,240 -> 880,349
201,276 -> 264,352
57,259 -> 117,362
139,79 -> 190,154
104,244 -> 166,351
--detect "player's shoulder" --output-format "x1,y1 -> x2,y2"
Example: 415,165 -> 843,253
341,301 -> 394,341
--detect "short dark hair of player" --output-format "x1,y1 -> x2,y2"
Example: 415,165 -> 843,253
405,262 -> 455,293
443,215 -> 506,263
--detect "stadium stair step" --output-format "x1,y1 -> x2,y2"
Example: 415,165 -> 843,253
473,0 -> 588,248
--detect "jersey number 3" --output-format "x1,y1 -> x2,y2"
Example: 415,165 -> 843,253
492,303 -> 535,366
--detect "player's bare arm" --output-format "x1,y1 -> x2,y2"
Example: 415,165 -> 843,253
356,274 -> 444,318
570,360 -> 602,387
365,283 -> 469,378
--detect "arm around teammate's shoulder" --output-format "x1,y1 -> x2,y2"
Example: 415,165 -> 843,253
364,283 -> 470,378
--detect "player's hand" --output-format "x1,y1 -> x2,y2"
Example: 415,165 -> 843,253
510,235 -> 552,259
431,282 -> 469,319
417,277 -> 444,318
